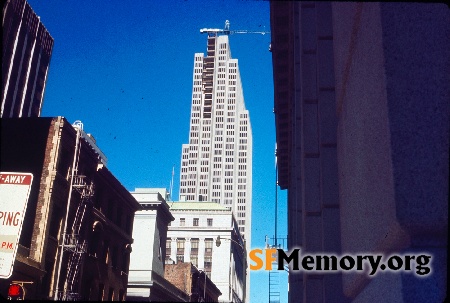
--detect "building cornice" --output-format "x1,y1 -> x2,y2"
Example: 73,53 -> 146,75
270,1 -> 295,189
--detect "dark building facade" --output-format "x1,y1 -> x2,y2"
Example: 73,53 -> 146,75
0,117 -> 141,300
2,0 -> 54,118
271,2 -> 448,303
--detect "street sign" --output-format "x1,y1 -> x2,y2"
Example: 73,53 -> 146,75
0,172 -> 33,279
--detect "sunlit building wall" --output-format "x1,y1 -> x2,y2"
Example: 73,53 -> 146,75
179,35 -> 253,248
166,201 -> 246,303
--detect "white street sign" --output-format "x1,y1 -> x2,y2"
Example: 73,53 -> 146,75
0,172 -> 33,279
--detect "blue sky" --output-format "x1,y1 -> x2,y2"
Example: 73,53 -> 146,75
28,0 -> 288,301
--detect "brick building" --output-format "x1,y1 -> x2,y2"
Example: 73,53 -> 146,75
271,2 -> 448,302
0,117 -> 141,300
165,262 -> 222,302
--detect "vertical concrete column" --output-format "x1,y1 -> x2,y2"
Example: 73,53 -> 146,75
299,3 -> 325,303
315,2 -> 346,302
185,238 -> 191,263
288,4 -> 305,302
198,237 -> 205,270
170,237 -> 177,262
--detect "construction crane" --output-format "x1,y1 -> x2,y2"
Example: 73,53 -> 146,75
200,20 -> 269,36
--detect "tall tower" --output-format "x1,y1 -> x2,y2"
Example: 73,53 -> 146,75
179,34 -> 253,243
2,0 -> 54,118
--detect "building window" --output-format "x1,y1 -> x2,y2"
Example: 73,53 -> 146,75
116,209 -> 122,227
98,284 -> 105,301
191,238 -> 199,255
107,200 -> 115,221
122,253 -> 130,272
191,255 -> 198,267
204,255 -> 212,278
180,218 -> 185,226
119,290 -> 125,301
207,218 -> 213,227
205,238 -> 213,256
103,240 -> 110,265
177,238 -> 185,263
193,218 -> 199,226
111,245 -> 119,268
166,239 -> 171,261
108,287 -> 114,301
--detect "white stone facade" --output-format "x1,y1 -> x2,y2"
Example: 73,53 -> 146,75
167,201 -> 246,303
127,188 -> 183,301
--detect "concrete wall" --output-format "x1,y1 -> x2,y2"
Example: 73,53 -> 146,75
271,1 -> 448,302
332,2 -> 448,302
278,2 -> 345,302
128,188 -> 173,297
129,209 -> 158,272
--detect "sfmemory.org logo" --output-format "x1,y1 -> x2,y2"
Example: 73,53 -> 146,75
249,248 -> 432,276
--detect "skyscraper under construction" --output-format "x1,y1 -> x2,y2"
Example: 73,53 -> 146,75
179,32 -> 253,244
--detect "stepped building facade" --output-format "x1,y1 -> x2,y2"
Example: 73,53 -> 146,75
178,34 -> 253,245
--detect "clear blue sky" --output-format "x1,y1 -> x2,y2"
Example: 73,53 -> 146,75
28,0 -> 288,301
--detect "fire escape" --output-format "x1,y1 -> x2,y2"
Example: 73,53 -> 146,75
266,236 -> 287,303
55,121 -> 95,301
60,175 -> 94,300
269,269 -> 280,303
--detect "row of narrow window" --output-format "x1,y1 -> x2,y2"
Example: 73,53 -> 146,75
167,238 -> 213,277
176,218 -> 213,227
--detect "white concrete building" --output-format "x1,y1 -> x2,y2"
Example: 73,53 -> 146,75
127,188 -> 190,302
167,201 -> 246,303
178,33 -> 253,249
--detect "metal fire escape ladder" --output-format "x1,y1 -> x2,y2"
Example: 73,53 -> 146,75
266,236 -> 285,303
55,121 -> 95,301
62,175 -> 94,300
269,269 -> 280,303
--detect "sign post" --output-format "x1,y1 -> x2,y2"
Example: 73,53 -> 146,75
0,172 -> 33,279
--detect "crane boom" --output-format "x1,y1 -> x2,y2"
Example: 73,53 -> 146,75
200,20 -> 269,35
